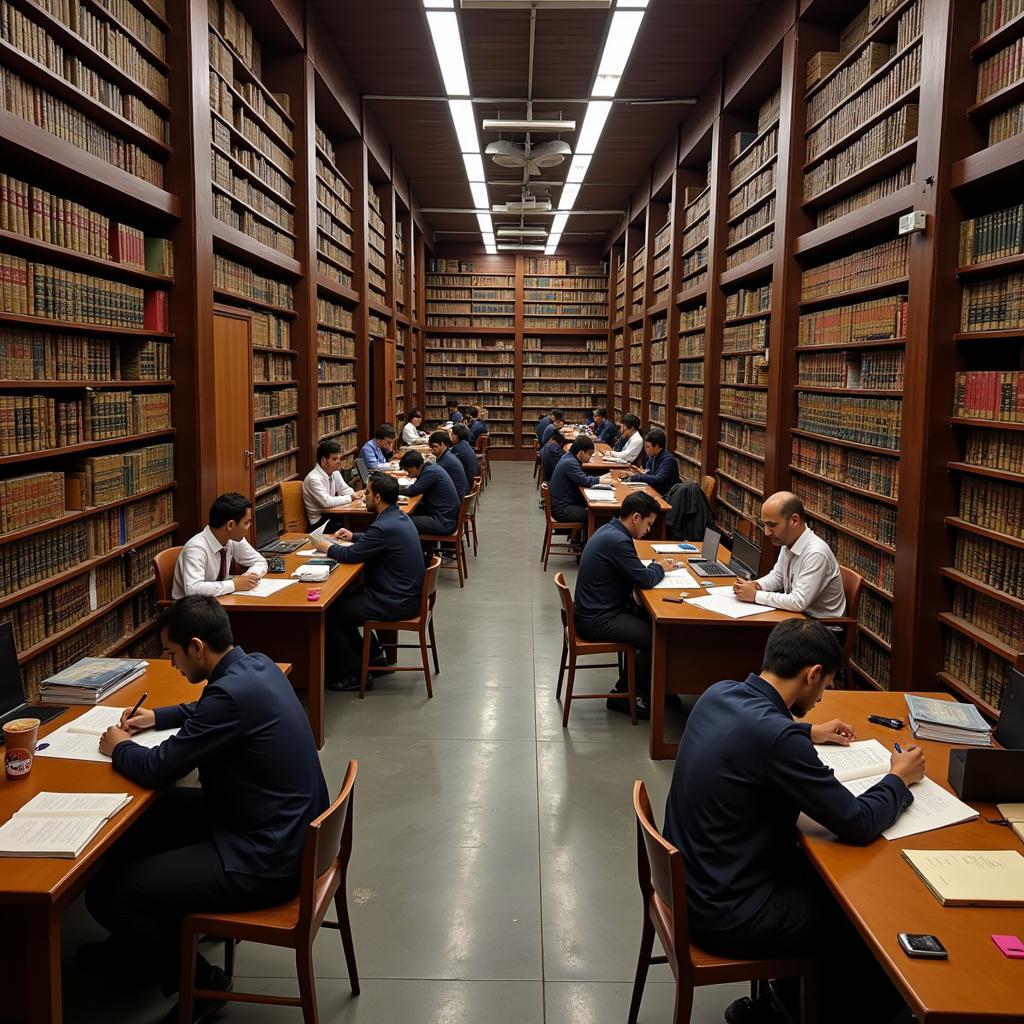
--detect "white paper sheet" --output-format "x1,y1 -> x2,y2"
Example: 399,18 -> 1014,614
36,711 -> 180,763
685,592 -> 770,618
231,578 -> 298,598
296,548 -> 319,556
843,775 -> 979,840
651,543 -> 698,553
814,739 -> 892,783
583,488 -> 618,502
308,521 -> 327,537
0,815 -> 107,857
15,791 -> 131,818
652,569 -> 701,590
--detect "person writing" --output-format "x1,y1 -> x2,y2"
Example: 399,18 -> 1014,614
428,429 -> 469,500
302,438 -> 363,530
620,428 -> 679,496
171,492 -> 267,598
592,406 -> 619,446
535,408 -> 556,443
732,491 -> 846,618
465,406 -> 488,446
540,429 -> 570,483
449,423 -> 481,483
86,596 -> 329,1023
401,409 -> 428,447
399,449 -> 460,536
361,423 -> 397,470
311,473 -> 425,692
547,435 -> 610,533
540,409 -> 566,444
574,491 -> 666,719
611,413 -> 644,464
446,399 -> 464,424
663,619 -> 921,1024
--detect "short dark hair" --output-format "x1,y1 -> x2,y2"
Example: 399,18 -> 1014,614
465,406 -> 479,418
158,595 -> 233,652
595,406 -> 608,419
429,430 -> 451,448
405,408 -> 423,422
399,450 -> 424,470
368,472 -> 399,505
778,494 -> 806,520
548,430 -> 567,447
761,619 -> 843,679
208,492 -> 251,528
622,413 -> 641,431
447,398 -> 460,409
570,436 -> 595,455
375,423 -> 397,441
452,423 -> 470,441
620,491 -> 660,519
551,408 -> 565,421
317,438 -> 342,462
644,427 -> 667,450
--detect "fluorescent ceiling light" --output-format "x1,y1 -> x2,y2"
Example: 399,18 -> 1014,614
544,239 -> 559,255
476,212 -> 494,232
423,0 -> 454,7
596,11 -> 643,81
470,181 -> 489,208
558,182 -> 581,210
449,99 -> 478,152
481,118 -> 576,132
575,100 -> 612,154
498,243 -> 545,251
616,0 -> 648,7
565,154 -> 591,183
496,226 -> 547,237
462,152 -> 486,181
550,213 -> 569,233
482,232 -> 496,245
485,243 -> 497,254
426,11 -> 470,96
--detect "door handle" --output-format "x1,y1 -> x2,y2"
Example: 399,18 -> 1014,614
243,449 -> 255,467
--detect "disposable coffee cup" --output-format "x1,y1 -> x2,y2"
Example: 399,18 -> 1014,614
4,717 -> 40,780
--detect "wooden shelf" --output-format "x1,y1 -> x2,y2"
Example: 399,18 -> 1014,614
789,463 -> 898,506
253,378 -> 298,387
947,461 -> 1024,485
798,276 -> 909,310
676,450 -> 701,467
212,140 -> 294,208
939,613 -> 1024,667
209,64 -> 294,154
211,182 -> 296,239
210,111 -> 293,184
950,416 -> 1024,432
0,428 -> 174,467
795,186 -> 916,259
805,506 -> 895,554
952,328 -> 1024,344
944,516 -> 1024,551
972,11 -> 1024,60
719,248 -> 774,287
213,291 -> 296,318
718,412 -> 767,429
721,381 -> 768,391
718,440 -> 765,463
955,253 -> 1024,278
951,134 -> 1024,193
940,567 -> 1024,613
716,469 -> 764,497
937,671 -> 1001,720
0,312 -> 172,338
254,410 -> 298,425
253,446 -> 300,468
0,379 -> 173,391
794,336 -> 906,353
0,230 -> 172,286
968,76 -> 1024,119
848,660 -> 886,692
790,428 -> 899,457
676,280 -> 709,305
794,385 -> 903,397
315,275 -> 360,304
212,221 -> 302,277
802,139 -> 917,210
716,495 -> 759,526
858,624 -> 893,653
725,220 -> 775,255
727,152 -> 778,198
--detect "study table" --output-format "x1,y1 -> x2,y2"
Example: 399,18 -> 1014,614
314,493 -> 422,529
219,535 -> 362,748
581,480 -> 672,540
634,539 -> 797,759
0,660 -> 288,1024
803,690 -> 1024,1022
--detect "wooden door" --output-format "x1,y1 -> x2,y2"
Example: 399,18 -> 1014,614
211,308 -> 254,498
374,336 -> 397,426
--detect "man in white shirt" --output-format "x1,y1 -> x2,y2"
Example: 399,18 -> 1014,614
401,409 -> 428,447
302,438 -> 363,530
610,413 -> 644,465
733,491 -> 846,618
171,493 -> 268,598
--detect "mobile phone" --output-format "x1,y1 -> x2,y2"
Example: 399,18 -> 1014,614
663,595 -> 687,604
897,933 -> 947,959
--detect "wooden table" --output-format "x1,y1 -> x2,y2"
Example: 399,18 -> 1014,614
803,691 -> 1024,1023
219,534 -> 362,748
0,660 -> 288,1024
314,493 -> 422,529
580,480 -> 671,540
634,539 -> 797,759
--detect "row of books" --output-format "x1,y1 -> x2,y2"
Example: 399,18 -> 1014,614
677,385 -> 705,410
815,164 -> 916,228
960,273 -> 1024,331
962,427 -> 1024,473
254,387 -> 296,418
721,418 -> 764,454
0,331 -> 169,381
250,311 -> 290,349
729,163 -> 776,222
721,353 -> 769,385
682,216 -> 710,253
213,0 -> 269,94
952,584 -> 1023,653
988,101 -> 1024,145
253,351 -> 293,383
801,237 -> 909,300
979,0 -> 1024,37
730,89 -> 780,161
208,36 -> 289,147
718,478 -> 762,522
958,201 -> 1024,266
253,420 -> 295,461
823,525 -> 894,592
720,386 -> 767,423
426,302 -> 515,316
976,38 -> 1024,102
796,393 -> 902,448
954,531 -> 1024,600
726,230 -> 774,270
723,318 -> 769,353
215,135 -> 292,202
792,434 -> 900,497
858,588 -> 893,641
798,295 -> 907,347
680,305 -> 707,332
797,478 -> 897,547
731,127 -> 778,193
254,452 -> 295,492
681,245 -> 709,280
728,196 -> 775,248
428,288 -> 514,302
213,254 -> 293,308
212,194 -> 294,257
317,383 -> 355,406
719,448 -> 765,490
853,637 -> 892,688
317,356 -> 354,382
726,283 -> 772,319
317,409 -> 357,437
0,469 -> 64,533
958,476 -> 1023,538
212,152 -> 294,233
943,631 -> 1013,710
953,370 -> 1024,422
426,275 -> 514,289
524,290 -> 607,304
316,296 -> 353,331
797,349 -> 905,389
676,410 -> 703,436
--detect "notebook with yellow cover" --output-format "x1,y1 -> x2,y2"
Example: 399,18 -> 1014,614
901,849 -> 1024,907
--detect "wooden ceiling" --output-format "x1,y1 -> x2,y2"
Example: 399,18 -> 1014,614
313,0 -> 762,249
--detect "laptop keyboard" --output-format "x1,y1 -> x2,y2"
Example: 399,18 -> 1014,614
694,561 -> 733,577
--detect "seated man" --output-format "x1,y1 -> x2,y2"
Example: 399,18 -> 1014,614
361,423 -> 397,471
428,429 -> 469,500
302,437 -> 363,531
399,449 -> 460,536
465,405 -> 488,446
548,435 -> 609,531
733,491 -> 846,618
86,596 -> 329,1023
574,491 -> 666,719
611,413 -> 644,464
622,427 -> 679,496
450,422 -> 481,483
540,428 -> 570,483
535,408 -> 556,443
400,408 -> 428,447
592,406 -> 619,446
447,398 -> 464,424
312,473 -> 425,691
540,409 -> 566,445
172,492 -> 267,598
663,619 -> 921,1024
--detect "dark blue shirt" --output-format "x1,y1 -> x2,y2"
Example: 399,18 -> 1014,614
327,503 -> 424,618
548,451 -> 600,518
438,449 -> 469,500
629,449 -> 679,495
405,461 -> 460,532
113,648 -> 329,878
541,421 -> 563,445
360,439 -> 391,470
594,419 -> 619,446
451,410 -> 464,423
540,441 -> 565,482
468,419 -> 488,445
535,414 -> 552,442
664,674 -> 912,934
574,518 -> 665,627
451,438 -> 480,483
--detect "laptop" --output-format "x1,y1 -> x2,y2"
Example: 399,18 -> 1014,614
356,456 -> 372,486
0,621 -> 67,740
995,669 -> 1024,750
689,528 -> 737,578
729,533 -> 762,580
254,499 -> 304,554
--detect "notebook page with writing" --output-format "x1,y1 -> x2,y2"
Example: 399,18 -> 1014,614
0,815 -> 108,858
901,849 -> 1024,906
814,739 -> 892,783
843,775 -> 979,840
15,792 -> 131,818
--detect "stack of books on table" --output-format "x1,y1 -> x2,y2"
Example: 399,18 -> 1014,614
38,658 -> 148,706
905,695 -> 993,746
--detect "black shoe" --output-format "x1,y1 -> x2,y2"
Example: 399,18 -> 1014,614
665,693 -> 683,708
327,674 -> 372,693
605,695 -> 650,721
369,656 -> 395,678
724,993 -> 789,1024
162,966 -> 232,1024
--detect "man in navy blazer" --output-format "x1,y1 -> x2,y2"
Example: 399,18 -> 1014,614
88,596 -> 329,1017
535,409 -> 555,443
465,405 -> 488,446
400,449 -> 460,535
548,435 -> 610,529
450,423 -> 481,482
540,410 -> 566,444
623,427 -> 679,495
312,472 -> 426,690
540,429 -> 570,482
593,406 -> 619,446
429,430 -> 469,500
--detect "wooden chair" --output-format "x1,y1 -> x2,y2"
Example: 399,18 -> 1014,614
820,566 -> 864,684
474,434 -> 491,485
279,480 -> 309,533
701,475 -> 716,508
533,439 -> 542,488
152,545 -> 183,608
359,555 -> 441,698
628,780 -> 816,1024
554,572 -> 637,726
418,490 -> 474,587
539,483 -> 584,571
464,477 -> 482,557
178,760 -> 360,1023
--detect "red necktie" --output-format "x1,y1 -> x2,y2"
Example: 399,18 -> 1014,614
218,547 -> 228,581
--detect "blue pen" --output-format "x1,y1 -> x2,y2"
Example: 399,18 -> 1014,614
894,742 -> 903,753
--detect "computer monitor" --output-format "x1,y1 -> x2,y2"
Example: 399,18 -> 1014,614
731,534 -> 761,579
0,621 -> 25,716
356,457 -> 372,486
700,527 -> 723,563
995,669 -> 1024,750
254,500 -> 280,549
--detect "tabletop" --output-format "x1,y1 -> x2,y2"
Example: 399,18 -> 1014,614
315,494 -> 422,517
579,479 -> 671,513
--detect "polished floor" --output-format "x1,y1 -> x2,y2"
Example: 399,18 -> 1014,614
61,463 -> 746,1023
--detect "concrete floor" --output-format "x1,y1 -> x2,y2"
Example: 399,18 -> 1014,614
60,463 -> 745,1023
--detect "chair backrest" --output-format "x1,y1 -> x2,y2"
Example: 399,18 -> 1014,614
279,480 -> 308,533
153,545 -> 184,604
456,486 -> 475,531
298,759 -> 358,932
837,565 -> 865,658
421,554 -> 442,617
540,482 -> 554,525
475,434 -> 490,455
701,475 -> 716,507
633,779 -> 690,985
553,572 -> 580,648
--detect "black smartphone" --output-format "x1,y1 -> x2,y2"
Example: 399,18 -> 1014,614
897,933 -> 947,959
663,595 -> 687,604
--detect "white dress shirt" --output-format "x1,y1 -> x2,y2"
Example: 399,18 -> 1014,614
616,430 -> 644,465
753,526 -> 846,618
401,422 -> 427,445
171,526 -> 268,599
302,464 -> 354,522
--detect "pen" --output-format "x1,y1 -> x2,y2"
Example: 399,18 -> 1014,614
894,742 -> 903,753
868,715 -> 904,730
123,691 -> 147,730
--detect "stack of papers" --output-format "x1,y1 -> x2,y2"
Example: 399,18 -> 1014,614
0,791 -> 132,858
232,578 -> 298,598
35,706 -> 181,763
38,658 -> 148,706
652,568 -> 701,590
651,543 -> 699,553
902,849 -> 1024,906
685,591 -> 768,619
583,488 -> 618,502
905,694 -> 993,745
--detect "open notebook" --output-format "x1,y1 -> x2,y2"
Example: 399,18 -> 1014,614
814,739 -> 978,840
0,792 -> 132,858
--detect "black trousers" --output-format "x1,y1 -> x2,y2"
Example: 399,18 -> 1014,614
576,606 -> 653,698
325,588 -> 388,678
554,503 -> 588,527
310,514 -> 344,533
410,513 -> 455,535
85,788 -> 298,995
691,860 -> 905,1024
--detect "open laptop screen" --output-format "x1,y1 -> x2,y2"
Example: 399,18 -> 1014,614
701,528 -> 722,562
254,500 -> 280,549
0,621 -> 25,715
995,669 -> 1024,750
356,457 -> 372,486
731,534 -> 761,578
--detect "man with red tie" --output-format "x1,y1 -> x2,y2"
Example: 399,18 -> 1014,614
171,492 -> 268,598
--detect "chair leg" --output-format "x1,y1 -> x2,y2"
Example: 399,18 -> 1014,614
671,982 -> 694,1024
543,529 -> 552,572
334,888 -> 360,995
295,944 -> 320,1024
420,629 -> 434,698
428,617 -> 440,674
540,527 -> 548,564
359,625 -> 372,699
626,649 -> 637,727
223,937 -> 236,979
799,968 -> 817,1024
460,537 -> 469,581
456,541 -> 465,588
470,515 -> 478,556
177,927 -> 198,1024
627,914 -> 657,1024
555,633 -> 568,701
562,654 -> 577,728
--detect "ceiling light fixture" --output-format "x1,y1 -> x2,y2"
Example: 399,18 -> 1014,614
565,154 -> 591,183
461,151 -> 486,182
470,181 -> 489,209
496,226 -> 548,237
425,11 -> 470,95
497,243 -> 546,251
558,182 -> 581,211
449,99 -> 479,152
481,118 -> 577,132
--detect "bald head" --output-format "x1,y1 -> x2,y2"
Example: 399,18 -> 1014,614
760,491 -> 807,548
762,491 -> 804,521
